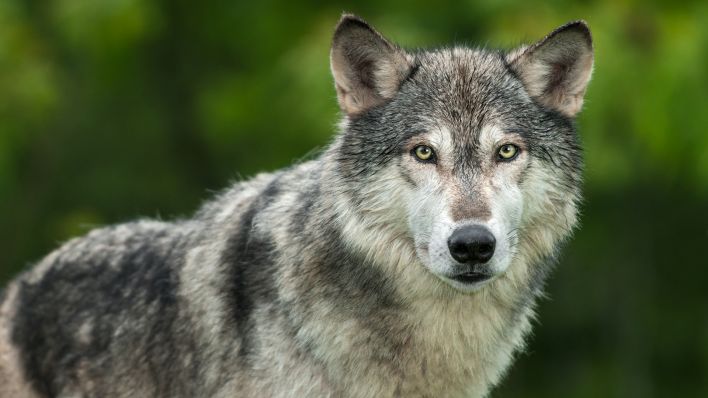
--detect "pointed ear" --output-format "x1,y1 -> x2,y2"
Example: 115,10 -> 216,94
508,21 -> 594,117
330,14 -> 412,115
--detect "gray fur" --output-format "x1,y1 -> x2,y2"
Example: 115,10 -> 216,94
0,15 -> 592,398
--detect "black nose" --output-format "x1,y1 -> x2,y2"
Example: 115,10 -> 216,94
447,225 -> 496,264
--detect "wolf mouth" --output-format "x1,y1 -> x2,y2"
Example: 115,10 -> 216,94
450,271 -> 491,284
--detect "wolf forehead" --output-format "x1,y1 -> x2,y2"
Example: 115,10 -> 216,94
390,49 -> 542,134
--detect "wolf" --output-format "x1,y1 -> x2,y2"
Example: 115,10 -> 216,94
0,14 -> 593,398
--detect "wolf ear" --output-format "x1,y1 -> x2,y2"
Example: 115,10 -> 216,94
508,21 -> 594,117
330,14 -> 412,115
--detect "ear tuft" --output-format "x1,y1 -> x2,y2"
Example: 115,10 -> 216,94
508,20 -> 594,117
330,14 -> 412,115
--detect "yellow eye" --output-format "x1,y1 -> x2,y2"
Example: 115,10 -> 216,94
497,144 -> 519,161
413,145 -> 435,162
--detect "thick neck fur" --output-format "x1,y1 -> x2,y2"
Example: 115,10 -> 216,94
186,130 -> 575,397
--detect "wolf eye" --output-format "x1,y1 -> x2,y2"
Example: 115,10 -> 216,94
497,144 -> 519,161
412,145 -> 436,163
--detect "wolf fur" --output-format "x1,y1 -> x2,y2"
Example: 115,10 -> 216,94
0,15 -> 593,398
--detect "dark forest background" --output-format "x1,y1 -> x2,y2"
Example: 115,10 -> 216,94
1,0 -> 707,396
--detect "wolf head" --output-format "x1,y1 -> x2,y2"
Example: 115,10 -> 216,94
330,15 -> 592,294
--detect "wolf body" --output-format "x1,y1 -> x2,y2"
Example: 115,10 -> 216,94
0,15 -> 593,398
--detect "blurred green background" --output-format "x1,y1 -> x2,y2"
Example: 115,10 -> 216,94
1,0 -> 707,396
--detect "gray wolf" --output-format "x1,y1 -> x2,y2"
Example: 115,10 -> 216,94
0,14 -> 593,397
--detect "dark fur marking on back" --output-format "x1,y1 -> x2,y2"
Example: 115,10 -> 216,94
11,230 -> 188,397
289,181 -> 320,237
221,176 -> 282,363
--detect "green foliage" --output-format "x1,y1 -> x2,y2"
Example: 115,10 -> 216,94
1,0 -> 706,396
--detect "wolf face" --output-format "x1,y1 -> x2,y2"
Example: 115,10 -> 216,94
331,16 -> 592,294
